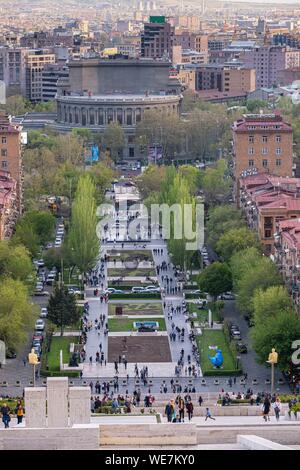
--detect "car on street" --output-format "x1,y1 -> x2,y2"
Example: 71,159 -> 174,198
68,286 -> 82,296
191,289 -> 202,295
35,319 -> 45,331
34,289 -> 50,296
144,285 -> 161,293
236,342 -> 248,353
46,273 -> 56,285
40,307 -> 48,318
231,330 -> 242,341
32,333 -> 44,343
218,292 -> 236,300
45,242 -> 53,249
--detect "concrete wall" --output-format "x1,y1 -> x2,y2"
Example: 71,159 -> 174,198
68,60 -> 172,95
100,423 -> 197,446
0,426 -> 99,450
237,435 -> 293,450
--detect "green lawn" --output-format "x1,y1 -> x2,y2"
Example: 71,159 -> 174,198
47,336 -> 78,371
187,303 -> 220,323
108,303 -> 163,316
196,330 -> 237,375
108,317 -> 166,332
107,268 -> 156,277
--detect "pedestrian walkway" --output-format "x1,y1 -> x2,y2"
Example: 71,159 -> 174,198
82,362 -> 177,378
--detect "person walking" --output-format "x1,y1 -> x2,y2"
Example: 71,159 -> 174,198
186,401 -> 194,421
178,397 -> 185,423
15,402 -> 24,424
272,397 -> 281,422
262,397 -> 271,422
198,396 -> 203,407
165,400 -> 174,423
205,407 -> 215,421
1,403 -> 11,428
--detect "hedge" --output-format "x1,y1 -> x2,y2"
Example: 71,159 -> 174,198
109,293 -> 161,299
185,293 -> 207,299
41,370 -> 80,378
203,369 -> 243,377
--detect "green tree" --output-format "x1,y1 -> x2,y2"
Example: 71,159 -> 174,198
4,95 -> 32,116
87,161 -> 116,203
252,285 -> 294,327
235,257 -> 281,316
251,310 -> 300,372
135,165 -> 167,199
0,278 -> 37,351
206,205 -> 242,249
178,165 -> 203,195
198,262 -> 232,301
102,122 -> 125,161
17,210 -> 55,246
230,247 -> 262,288
0,242 -> 34,282
202,160 -> 232,207
13,222 -> 40,258
246,99 -> 267,113
68,174 -> 99,274
47,286 -> 80,336
216,227 -> 259,261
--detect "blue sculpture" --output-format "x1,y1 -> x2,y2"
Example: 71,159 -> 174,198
208,349 -> 224,368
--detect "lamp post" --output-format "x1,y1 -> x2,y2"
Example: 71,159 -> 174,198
236,355 -> 241,370
266,348 -> 278,395
28,348 -> 39,387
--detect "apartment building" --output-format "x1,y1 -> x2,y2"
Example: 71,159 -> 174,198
195,64 -> 255,94
0,113 -> 23,213
42,63 -> 69,101
0,170 -> 18,240
173,32 -> 208,55
243,45 -> 300,88
25,49 -> 56,101
232,113 -> 294,196
239,173 -> 300,254
0,46 -> 27,97
141,16 -> 174,60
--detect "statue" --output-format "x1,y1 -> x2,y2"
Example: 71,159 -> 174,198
267,348 -> 278,364
0,340 -> 6,366
208,349 -> 224,368
28,348 -> 39,365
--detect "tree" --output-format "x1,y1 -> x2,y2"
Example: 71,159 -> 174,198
235,257 -> 281,316
216,227 -> 259,262
47,286 -> 80,336
202,160 -> 232,206
206,205 -> 242,249
0,278 -> 37,351
251,310 -> 300,372
252,286 -> 294,327
13,222 -> 40,258
0,242 -> 34,283
68,174 -> 99,274
178,165 -> 203,195
102,122 -> 125,161
4,95 -> 32,116
246,99 -> 267,113
15,210 -> 55,248
87,161 -> 116,203
230,247 -> 262,290
135,165 -> 167,199
198,262 -> 232,301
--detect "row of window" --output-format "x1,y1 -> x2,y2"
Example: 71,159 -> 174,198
248,159 -> 282,167
248,147 -> 282,155
249,135 -> 281,143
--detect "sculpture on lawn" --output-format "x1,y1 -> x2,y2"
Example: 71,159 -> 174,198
208,349 -> 224,368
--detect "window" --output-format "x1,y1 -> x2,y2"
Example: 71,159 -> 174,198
117,108 -> 123,125
276,159 -> 282,166
1,161 -> 7,169
136,108 -> 141,123
1,137 -> 6,144
1,149 -> 7,157
248,147 -> 254,155
262,147 -> 268,155
98,109 -> 104,125
262,159 -> 268,167
107,108 -> 114,124
264,229 -> 272,238
276,148 -> 282,155
248,159 -> 254,167
126,108 -> 133,126
89,109 -> 95,125
129,147 -> 135,158
276,135 -> 281,143
262,135 -> 268,143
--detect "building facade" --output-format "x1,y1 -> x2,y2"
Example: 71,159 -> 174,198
25,49 -> 56,102
141,16 -> 174,60
0,170 -> 18,240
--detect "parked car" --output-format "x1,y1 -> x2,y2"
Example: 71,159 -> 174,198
144,285 -> 160,293
106,288 -> 124,294
40,307 -> 48,318
131,287 -> 145,293
32,333 -> 44,343
34,289 -> 50,297
236,342 -> 248,353
231,331 -> 242,341
35,319 -> 45,331
191,289 -> 202,295
68,286 -> 81,296
46,273 -> 56,285
5,348 -> 17,359
219,292 -> 236,300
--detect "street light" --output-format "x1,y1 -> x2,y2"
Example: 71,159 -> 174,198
267,348 -> 278,395
28,348 -> 39,387
236,355 -> 241,370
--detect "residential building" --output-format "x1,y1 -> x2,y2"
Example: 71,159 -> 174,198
243,45 -> 300,88
195,64 -> 255,94
25,49 -> 56,102
0,170 -> 18,240
141,16 -> 174,60
0,113 -> 23,212
0,46 -> 27,97
239,173 -> 300,254
42,63 -> 69,101
232,113 -> 294,200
